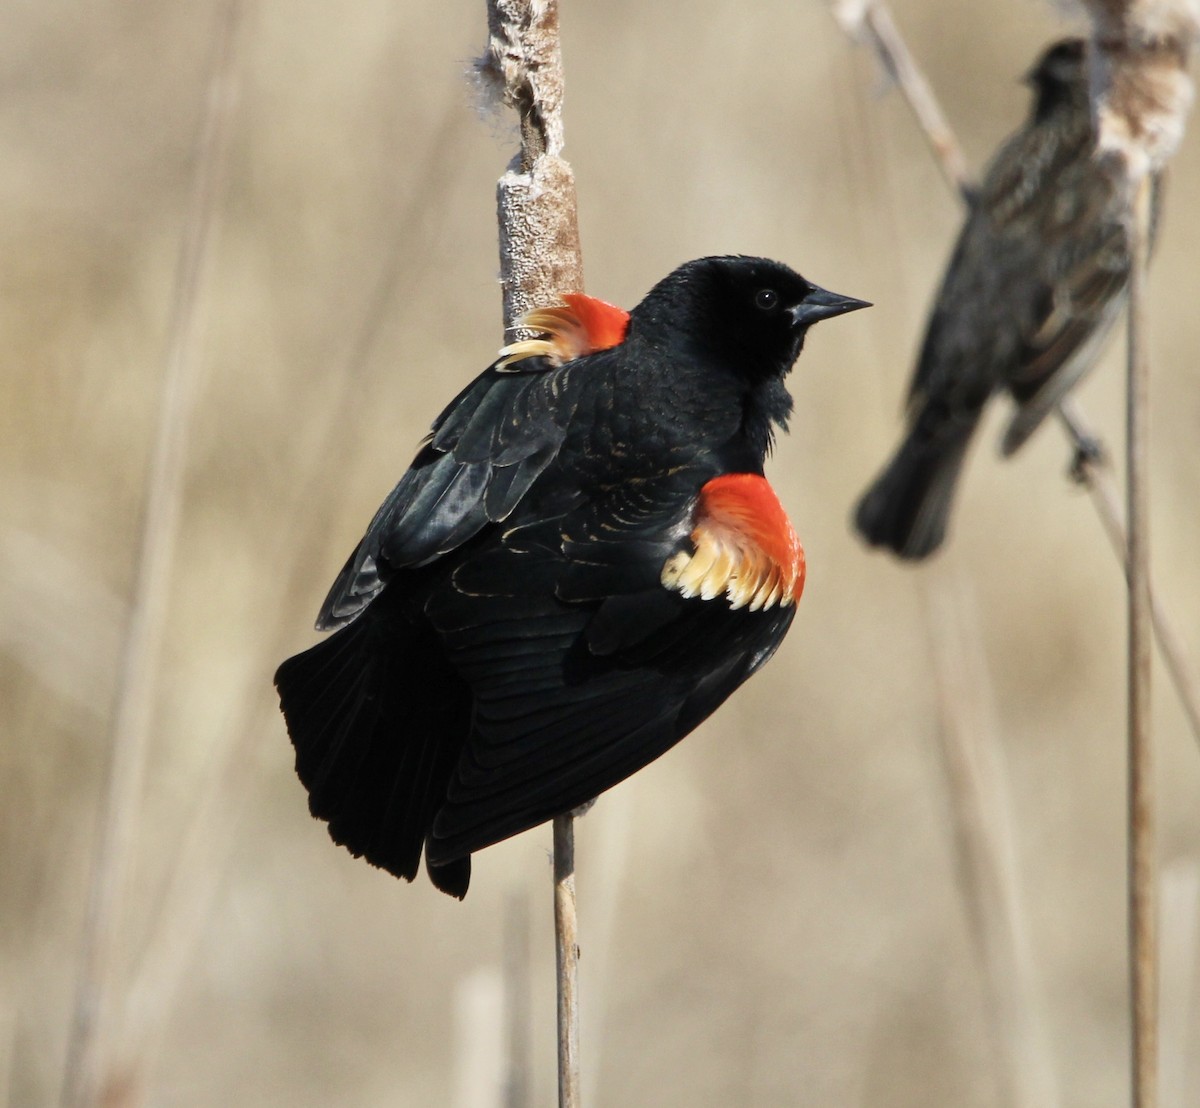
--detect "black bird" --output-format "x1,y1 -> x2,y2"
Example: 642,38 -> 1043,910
855,38 -> 1155,559
275,256 -> 868,896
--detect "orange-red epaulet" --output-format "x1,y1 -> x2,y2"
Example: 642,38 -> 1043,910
661,474 -> 805,611
496,292 -> 630,370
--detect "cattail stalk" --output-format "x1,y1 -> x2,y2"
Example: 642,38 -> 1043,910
1081,7 -> 1195,1101
1124,189 -> 1156,1105
479,3 -> 584,1103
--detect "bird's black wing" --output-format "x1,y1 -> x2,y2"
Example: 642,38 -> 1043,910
421,469 -> 796,864
316,357 -> 579,630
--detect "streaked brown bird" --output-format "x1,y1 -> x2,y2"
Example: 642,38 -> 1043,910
275,256 -> 868,897
855,38 -> 1157,559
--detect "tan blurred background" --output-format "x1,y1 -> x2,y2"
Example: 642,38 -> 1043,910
4,1 -> 1199,1105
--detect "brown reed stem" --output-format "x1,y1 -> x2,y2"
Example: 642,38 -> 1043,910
1080,5 -> 1197,1099
553,815 -> 581,1108
831,0 -> 972,203
1058,399 -> 1200,752
1125,174 -> 1157,1108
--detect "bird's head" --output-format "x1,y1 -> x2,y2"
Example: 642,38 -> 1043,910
1026,38 -> 1088,118
631,255 -> 869,382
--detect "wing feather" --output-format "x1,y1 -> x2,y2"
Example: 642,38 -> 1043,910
316,366 -> 573,630
418,470 -> 796,863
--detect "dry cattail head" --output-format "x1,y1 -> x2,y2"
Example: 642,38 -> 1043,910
1079,0 -> 1198,178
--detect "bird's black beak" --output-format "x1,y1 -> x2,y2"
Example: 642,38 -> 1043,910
789,284 -> 871,328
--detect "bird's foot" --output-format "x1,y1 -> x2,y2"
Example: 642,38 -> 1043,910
1068,433 -> 1106,485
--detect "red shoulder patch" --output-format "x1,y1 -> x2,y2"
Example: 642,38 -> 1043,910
496,293 -> 630,370
560,293 -> 630,353
661,473 -> 805,611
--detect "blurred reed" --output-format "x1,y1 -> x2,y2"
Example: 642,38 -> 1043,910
106,98 -> 472,1100
60,3 -> 243,1104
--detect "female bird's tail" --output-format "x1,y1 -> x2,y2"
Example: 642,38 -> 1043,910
853,412 -> 979,561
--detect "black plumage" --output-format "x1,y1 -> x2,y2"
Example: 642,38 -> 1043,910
275,255 -> 866,897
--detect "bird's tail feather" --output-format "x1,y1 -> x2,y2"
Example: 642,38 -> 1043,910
274,601 -> 473,897
854,419 -> 977,561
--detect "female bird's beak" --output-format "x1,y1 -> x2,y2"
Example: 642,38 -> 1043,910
789,286 -> 871,328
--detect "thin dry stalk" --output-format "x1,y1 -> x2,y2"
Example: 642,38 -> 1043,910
1124,173 -> 1158,1108
58,4 -> 242,1105
831,0 -> 972,202
1058,399 -> 1200,751
552,817 -> 580,1108
1080,9 -> 1197,1100
920,572 -> 1060,1108
479,2 -> 585,1103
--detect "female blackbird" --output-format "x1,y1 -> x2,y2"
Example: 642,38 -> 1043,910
855,39 -> 1155,559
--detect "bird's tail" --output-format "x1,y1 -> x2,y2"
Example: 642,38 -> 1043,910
274,598 -> 473,897
853,414 -> 979,561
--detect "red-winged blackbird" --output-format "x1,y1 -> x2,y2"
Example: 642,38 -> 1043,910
275,256 -> 867,897
855,39 -> 1157,559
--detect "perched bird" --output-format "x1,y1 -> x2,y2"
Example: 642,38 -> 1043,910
855,38 -> 1155,559
275,255 -> 867,897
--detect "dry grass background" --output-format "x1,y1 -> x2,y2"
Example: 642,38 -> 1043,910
3,1 -> 1199,1105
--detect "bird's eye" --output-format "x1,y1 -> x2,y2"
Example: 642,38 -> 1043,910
754,288 -> 779,312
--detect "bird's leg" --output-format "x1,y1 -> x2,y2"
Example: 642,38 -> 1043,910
1057,398 -> 1107,485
